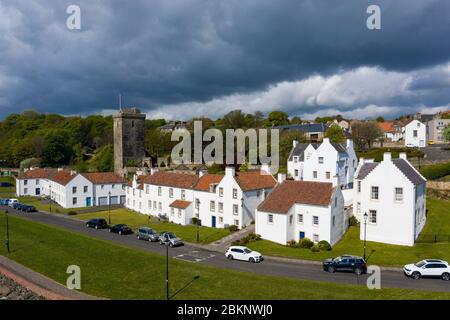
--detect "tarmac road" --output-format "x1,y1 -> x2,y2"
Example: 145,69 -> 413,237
2,205 -> 449,294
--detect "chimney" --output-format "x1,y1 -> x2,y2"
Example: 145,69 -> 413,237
346,139 -> 353,149
57,168 -> 63,172
199,169 -> 207,178
150,168 -> 158,175
277,173 -> 286,184
399,152 -> 407,160
70,170 -> 77,176
383,152 -> 392,162
260,164 -> 271,175
293,140 -> 299,148
225,166 -> 235,177
323,137 -> 330,143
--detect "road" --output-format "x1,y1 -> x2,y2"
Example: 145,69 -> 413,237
2,205 -> 450,293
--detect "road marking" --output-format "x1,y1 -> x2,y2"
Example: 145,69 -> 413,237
174,251 -> 216,263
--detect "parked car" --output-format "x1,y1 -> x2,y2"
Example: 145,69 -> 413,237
403,259 -> 450,281
225,246 -> 264,263
159,232 -> 183,247
108,224 -> 133,235
8,199 -> 19,207
20,205 -> 37,212
86,218 -> 108,229
0,182 -> 13,187
12,202 -> 23,210
0,199 -> 10,206
323,255 -> 367,275
137,227 -> 159,242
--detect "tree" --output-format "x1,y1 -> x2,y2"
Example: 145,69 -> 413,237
325,125 -> 345,143
266,111 -> 289,127
443,125 -> 450,142
290,116 -> 302,124
376,116 -> 385,122
279,131 -> 307,167
223,110 -> 247,129
351,121 -> 383,150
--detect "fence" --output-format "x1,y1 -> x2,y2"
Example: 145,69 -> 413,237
426,181 -> 450,190
416,234 -> 450,243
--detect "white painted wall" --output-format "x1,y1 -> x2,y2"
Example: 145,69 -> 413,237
404,120 -> 426,148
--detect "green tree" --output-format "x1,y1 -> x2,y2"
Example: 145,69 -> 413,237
223,110 -> 247,129
325,125 -> 345,143
290,116 -> 302,124
376,116 -> 385,122
267,111 -> 289,127
351,121 -> 383,150
443,125 -> 450,142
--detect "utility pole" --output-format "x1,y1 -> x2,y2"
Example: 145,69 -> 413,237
5,210 -> 10,254
166,243 -> 169,300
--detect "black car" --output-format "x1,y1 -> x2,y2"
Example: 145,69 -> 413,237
323,255 -> 367,275
109,224 -> 133,235
20,205 -> 37,212
86,218 -> 108,229
0,182 -> 13,187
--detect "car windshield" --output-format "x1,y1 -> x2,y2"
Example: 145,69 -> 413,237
167,234 -> 176,239
415,261 -> 426,267
333,257 -> 342,262
243,248 -> 252,254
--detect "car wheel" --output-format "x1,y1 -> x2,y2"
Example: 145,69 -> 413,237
249,257 -> 255,263
108,229 -> 111,232
327,266 -> 335,273
442,272 -> 450,281
227,255 -> 234,260
148,238 -> 152,242
354,268 -> 362,275
86,224 -> 89,228
119,231 -> 122,235
412,271 -> 421,280
95,226 -> 98,230
137,235 -> 140,240
169,243 -> 173,248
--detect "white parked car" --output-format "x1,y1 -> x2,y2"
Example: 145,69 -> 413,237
8,199 -> 19,207
225,246 -> 263,263
403,259 -> 450,281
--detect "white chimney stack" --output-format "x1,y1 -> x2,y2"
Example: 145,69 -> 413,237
225,166 -> 235,177
346,139 -> 353,149
260,164 -> 271,175
293,140 -> 299,148
323,137 -> 330,143
277,173 -> 286,184
383,152 -> 392,162
399,152 -> 407,160
199,169 -> 207,178
150,168 -> 158,175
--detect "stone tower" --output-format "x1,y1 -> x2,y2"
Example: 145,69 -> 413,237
113,108 -> 146,176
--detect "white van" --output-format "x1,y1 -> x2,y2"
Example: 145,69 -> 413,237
8,198 -> 19,207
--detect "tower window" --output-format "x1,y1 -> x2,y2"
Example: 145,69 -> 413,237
131,120 -> 135,128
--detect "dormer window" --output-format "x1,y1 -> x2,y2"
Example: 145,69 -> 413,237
209,184 -> 217,193
318,157 -> 324,164
293,156 -> 298,163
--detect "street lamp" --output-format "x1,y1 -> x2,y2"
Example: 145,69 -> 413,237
4,209 -> 10,254
108,191 -> 111,225
49,185 -> 52,213
196,199 -> 200,243
166,242 -> 169,300
363,212 -> 368,261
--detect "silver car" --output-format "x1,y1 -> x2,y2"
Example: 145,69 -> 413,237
137,227 -> 160,242
159,232 -> 183,247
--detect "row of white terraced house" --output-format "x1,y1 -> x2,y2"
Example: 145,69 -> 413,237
15,168 -> 127,209
125,165 -> 278,229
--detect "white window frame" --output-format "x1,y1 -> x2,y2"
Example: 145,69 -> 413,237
369,210 -> 377,224
371,186 -> 379,200
297,214 -> 303,224
313,216 -> 319,226
394,187 -> 403,202
267,214 -> 273,224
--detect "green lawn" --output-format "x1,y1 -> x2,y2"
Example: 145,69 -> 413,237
0,176 -> 15,198
1,212 -> 449,300
16,196 -> 96,215
77,208 -> 231,244
248,198 -> 450,267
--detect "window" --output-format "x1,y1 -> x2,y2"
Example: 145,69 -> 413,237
178,209 -> 182,218
72,186 -> 77,194
268,214 -> 273,224
219,217 -> 223,224
145,185 -> 149,194
36,179 -> 39,185
313,234 -> 319,243
169,188 -> 173,198
112,184 -> 115,189
195,198 -> 200,209
293,156 -> 298,163
133,189 -> 135,196
289,215 -> 293,225
83,186 -> 88,193
318,157 -> 324,164
234,220 -> 239,226
158,187 -> 162,196
232,188 -> 238,199
332,216 -> 336,227
326,172 -> 330,179
24,180 -> 28,185
357,202 -> 361,214
181,190 -> 185,200
395,187 -> 403,201
171,208 -> 174,216
357,181 -> 361,193
313,216 -> 319,226
313,171 -> 317,179
148,200 -> 151,208
210,201 -> 215,212
101,185 -> 105,190
219,187 -> 223,197
139,202 -> 142,209
218,202 -> 223,213
294,169 -> 299,177
72,197 -> 77,205
371,186 -> 379,200
233,204 -> 239,215
334,197 -> 338,207
24,188 -> 28,194
153,201 -> 157,210
158,202 -> 162,211
122,184 -> 126,190
413,130 -> 418,137
297,214 -> 303,224
369,210 -> 377,224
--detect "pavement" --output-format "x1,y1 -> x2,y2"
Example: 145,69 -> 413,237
1,205 -> 450,296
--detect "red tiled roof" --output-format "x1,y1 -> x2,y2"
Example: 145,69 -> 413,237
193,174 -> 223,191
258,180 -> 334,214
235,171 -> 277,191
51,170 -> 77,186
142,171 -> 199,189
82,172 -> 127,184
17,168 -> 58,180
378,121 -> 395,133
169,200 -> 192,209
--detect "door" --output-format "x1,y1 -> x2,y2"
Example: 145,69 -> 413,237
86,197 -> 91,207
299,232 -> 305,240
120,196 -> 126,204
35,188 -> 40,195
211,216 -> 216,228
98,197 -> 108,206
110,196 -> 119,205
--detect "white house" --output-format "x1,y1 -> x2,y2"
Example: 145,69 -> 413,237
353,152 -> 427,246
404,120 -> 427,148
16,168 -> 127,209
125,166 -> 277,228
287,138 -> 357,189
256,178 -> 346,246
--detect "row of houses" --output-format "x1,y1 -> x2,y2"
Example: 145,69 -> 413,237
14,138 -> 427,247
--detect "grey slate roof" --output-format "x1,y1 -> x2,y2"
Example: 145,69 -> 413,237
275,123 -> 329,133
392,159 -> 426,186
355,163 -> 379,180
331,143 -> 348,154
288,143 -> 316,161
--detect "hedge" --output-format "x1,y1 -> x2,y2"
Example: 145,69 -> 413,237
419,162 -> 450,180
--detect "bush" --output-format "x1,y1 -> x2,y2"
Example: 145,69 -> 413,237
348,216 -> 358,227
317,240 -> 332,251
231,233 -> 261,246
298,237 -> 314,249
420,162 -> 450,180
191,217 -> 201,226
67,211 -> 77,216
227,225 -> 239,232
286,240 -> 297,247
310,244 -> 320,252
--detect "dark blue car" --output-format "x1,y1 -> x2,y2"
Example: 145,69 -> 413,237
12,202 -> 23,210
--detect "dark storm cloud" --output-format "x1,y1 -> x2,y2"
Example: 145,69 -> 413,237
0,0 -> 449,119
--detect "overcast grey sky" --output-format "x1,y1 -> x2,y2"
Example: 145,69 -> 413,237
0,0 -> 449,120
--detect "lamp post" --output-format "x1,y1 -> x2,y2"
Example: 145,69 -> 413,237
4,209 -> 10,254
166,242 -> 169,300
108,191 -> 111,225
196,200 -> 200,243
363,212 -> 368,261
49,185 -> 52,213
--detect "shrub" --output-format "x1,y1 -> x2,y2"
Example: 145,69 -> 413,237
348,216 -> 358,227
191,217 -> 201,226
232,233 -> 261,246
317,240 -> 332,251
298,237 -> 314,249
67,211 -> 77,216
420,161 -> 450,180
227,225 -> 239,232
286,240 -> 297,247
310,244 -> 320,252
